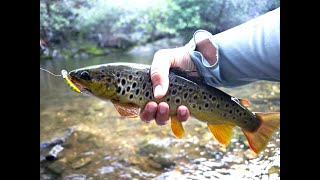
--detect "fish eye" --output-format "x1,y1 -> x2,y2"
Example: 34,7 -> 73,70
80,71 -> 91,80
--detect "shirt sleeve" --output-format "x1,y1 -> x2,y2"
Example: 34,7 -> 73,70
185,8 -> 280,87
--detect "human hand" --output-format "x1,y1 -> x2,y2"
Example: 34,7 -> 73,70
140,47 -> 197,125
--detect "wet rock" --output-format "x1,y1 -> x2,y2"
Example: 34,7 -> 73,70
138,143 -> 167,156
72,157 -> 92,169
40,128 -> 75,150
268,165 -> 280,175
152,155 -> 175,168
45,145 -> 64,161
77,131 -> 92,143
47,158 -> 67,174
63,174 -> 86,180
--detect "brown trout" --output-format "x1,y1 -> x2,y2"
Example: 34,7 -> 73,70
68,63 -> 280,154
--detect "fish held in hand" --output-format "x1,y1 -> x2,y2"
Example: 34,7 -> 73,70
68,63 -> 280,154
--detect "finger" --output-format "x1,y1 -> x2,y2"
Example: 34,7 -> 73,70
155,102 -> 170,125
176,105 -> 190,122
151,49 -> 172,99
139,101 -> 158,123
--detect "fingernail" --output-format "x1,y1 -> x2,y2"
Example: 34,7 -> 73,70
159,106 -> 166,114
180,109 -> 186,116
148,105 -> 156,113
154,85 -> 163,98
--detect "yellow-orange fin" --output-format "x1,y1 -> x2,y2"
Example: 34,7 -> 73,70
239,98 -> 250,107
111,100 -> 139,118
170,116 -> 185,138
207,123 -> 235,146
242,112 -> 280,154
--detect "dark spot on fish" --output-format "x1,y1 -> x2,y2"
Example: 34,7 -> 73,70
203,95 -> 207,100
142,82 -> 146,90
239,113 -> 242,117
198,106 -> 202,110
175,98 -> 180,104
117,79 -> 120,83
223,113 -> 227,117
116,72 -> 120,77
148,78 -> 152,83
129,94 -> 133,99
174,79 -> 178,83
178,86 -> 182,91
139,76 -> 144,82
229,110 -> 233,114
166,98 -> 170,102
132,82 -> 137,89
171,89 -> 177,95
193,95 -> 198,100
225,104 -> 229,108
202,92 -> 205,95
116,87 -> 121,93
126,86 -> 131,92
192,104 -> 196,108
244,120 -> 248,124
236,109 -> 239,113
145,91 -> 149,97
205,103 -> 209,108
128,75 -> 133,81
212,97 -> 216,101
216,104 -> 220,108
233,117 -> 236,119
121,79 -> 126,86
189,88 -> 193,92
244,112 -> 247,116
121,90 -> 126,96
135,71 -> 139,75
183,93 -> 188,99
135,89 -> 140,95
101,69 -> 105,73
101,75 -> 105,78
220,97 -> 223,101
170,83 -> 173,87
139,97 -> 143,101
209,95 -> 212,98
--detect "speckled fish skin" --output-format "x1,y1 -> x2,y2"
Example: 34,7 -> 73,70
69,63 -> 260,132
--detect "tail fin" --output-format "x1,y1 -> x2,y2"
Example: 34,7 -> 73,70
242,112 -> 280,154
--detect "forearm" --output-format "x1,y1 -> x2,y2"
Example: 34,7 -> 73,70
185,8 -> 280,87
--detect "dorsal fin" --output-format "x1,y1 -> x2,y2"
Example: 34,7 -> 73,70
169,67 -> 204,84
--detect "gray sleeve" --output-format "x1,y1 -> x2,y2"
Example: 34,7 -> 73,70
185,8 -> 280,87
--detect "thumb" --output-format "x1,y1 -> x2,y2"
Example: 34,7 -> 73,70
150,50 -> 172,99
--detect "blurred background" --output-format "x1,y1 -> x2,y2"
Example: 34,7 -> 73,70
40,0 -> 280,179
40,0 -> 279,59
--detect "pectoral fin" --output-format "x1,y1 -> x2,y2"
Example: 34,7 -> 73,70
207,123 -> 235,146
111,100 -> 140,118
170,116 -> 185,138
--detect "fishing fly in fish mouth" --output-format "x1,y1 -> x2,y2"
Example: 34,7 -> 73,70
41,62 -> 280,155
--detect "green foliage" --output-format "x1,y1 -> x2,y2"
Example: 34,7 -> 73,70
40,0 -> 280,51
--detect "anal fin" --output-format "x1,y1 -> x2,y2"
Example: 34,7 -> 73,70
170,116 -> 185,138
111,100 -> 140,118
207,123 -> 235,146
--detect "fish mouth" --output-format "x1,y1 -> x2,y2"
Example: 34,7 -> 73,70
69,77 -> 93,95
